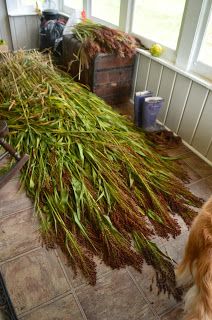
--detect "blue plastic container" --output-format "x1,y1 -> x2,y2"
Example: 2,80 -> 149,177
134,90 -> 152,127
141,97 -> 164,131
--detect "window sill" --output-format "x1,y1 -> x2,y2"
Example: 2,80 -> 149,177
8,10 -> 69,18
136,48 -> 212,90
8,11 -> 38,17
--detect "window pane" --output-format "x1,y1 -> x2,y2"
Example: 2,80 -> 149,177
91,0 -> 120,25
198,12 -> 212,66
132,0 -> 186,49
64,0 -> 83,10
21,0 -> 34,5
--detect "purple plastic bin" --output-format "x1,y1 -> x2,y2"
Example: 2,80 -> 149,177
141,97 -> 164,131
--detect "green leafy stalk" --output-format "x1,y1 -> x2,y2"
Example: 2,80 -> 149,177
0,51 -> 203,297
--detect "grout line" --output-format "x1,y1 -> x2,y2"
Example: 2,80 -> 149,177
0,205 -> 34,221
182,139 -> 212,167
159,302 -> 184,318
182,154 -> 212,178
126,268 -> 160,319
72,290 -> 88,320
18,290 -> 72,318
54,250 -> 88,320
187,173 -> 212,187
0,246 -> 42,266
54,248 -> 113,289
53,249 -> 73,288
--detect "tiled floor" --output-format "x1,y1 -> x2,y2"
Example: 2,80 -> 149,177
0,106 -> 212,319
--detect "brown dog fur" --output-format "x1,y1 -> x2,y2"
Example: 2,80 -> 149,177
176,195 -> 212,320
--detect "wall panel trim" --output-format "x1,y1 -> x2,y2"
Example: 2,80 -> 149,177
176,80 -> 192,134
163,72 -> 177,124
189,89 -> 210,145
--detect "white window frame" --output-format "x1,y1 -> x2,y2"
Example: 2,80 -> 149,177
128,0 -> 185,63
174,0 -> 212,81
60,0 -> 212,81
6,0 -> 35,15
62,0 -> 84,15
6,0 -> 61,15
190,1 -> 212,80
88,0 -> 121,28
6,0 -> 212,82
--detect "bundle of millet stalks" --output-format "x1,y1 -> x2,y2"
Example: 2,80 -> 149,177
0,51 -> 203,302
70,20 -> 143,70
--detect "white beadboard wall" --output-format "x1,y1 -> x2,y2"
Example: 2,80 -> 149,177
0,0 -> 13,49
9,15 -> 40,50
0,0 -> 39,50
134,52 -> 212,166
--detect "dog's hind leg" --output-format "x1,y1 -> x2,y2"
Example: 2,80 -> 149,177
175,259 -> 193,287
183,248 -> 212,320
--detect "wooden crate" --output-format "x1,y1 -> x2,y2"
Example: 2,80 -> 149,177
62,35 -> 135,104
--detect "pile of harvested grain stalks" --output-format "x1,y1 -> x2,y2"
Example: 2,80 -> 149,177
70,20 -> 142,70
0,51 -> 202,300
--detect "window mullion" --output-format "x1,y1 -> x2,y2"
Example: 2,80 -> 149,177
190,0 -> 212,68
175,0 -> 206,69
58,0 -> 63,12
83,0 -> 91,17
119,0 -> 134,32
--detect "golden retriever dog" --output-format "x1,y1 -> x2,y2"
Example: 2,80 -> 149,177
175,195 -> 212,320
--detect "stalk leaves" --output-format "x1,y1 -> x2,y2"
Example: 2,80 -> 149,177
0,51 -> 203,299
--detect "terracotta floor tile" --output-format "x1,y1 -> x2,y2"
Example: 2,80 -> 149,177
1,107 -> 211,320
172,215 -> 189,234
179,160 -> 202,185
20,294 -> 84,320
0,248 -> 70,314
188,176 -> 212,200
165,144 -> 192,158
0,152 -> 8,167
0,194 -> 33,218
151,215 -> 188,246
128,264 -> 177,316
76,269 -> 156,320
0,178 -> 22,201
162,231 -> 189,264
160,305 -> 184,319
0,209 -> 39,262
184,154 -> 212,178
57,249 -> 112,289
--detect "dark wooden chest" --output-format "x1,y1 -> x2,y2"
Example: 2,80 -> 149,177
62,34 -> 135,105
